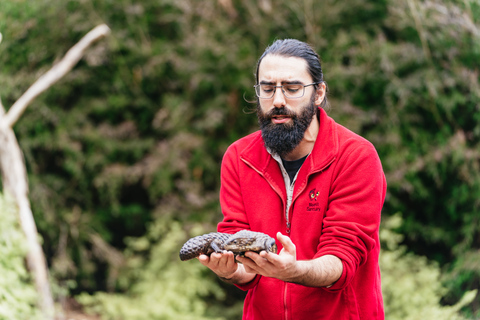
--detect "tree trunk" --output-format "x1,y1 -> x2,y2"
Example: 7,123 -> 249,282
0,120 -> 55,318
0,24 -> 110,319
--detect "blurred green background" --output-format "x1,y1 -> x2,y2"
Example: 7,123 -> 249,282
0,0 -> 479,319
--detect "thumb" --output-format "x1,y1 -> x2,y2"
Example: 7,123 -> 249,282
277,232 -> 296,255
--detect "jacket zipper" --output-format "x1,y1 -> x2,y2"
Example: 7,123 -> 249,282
285,181 -> 294,234
282,160 -> 334,320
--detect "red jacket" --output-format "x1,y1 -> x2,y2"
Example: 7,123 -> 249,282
218,108 -> 386,319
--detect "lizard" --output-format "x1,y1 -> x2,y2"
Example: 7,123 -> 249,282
179,230 -> 277,261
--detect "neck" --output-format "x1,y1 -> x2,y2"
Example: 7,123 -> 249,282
282,115 -> 319,161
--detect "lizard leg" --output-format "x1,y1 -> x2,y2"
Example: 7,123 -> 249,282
210,239 -> 224,253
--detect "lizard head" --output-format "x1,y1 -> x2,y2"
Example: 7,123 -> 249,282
265,237 -> 278,254
223,230 -> 278,255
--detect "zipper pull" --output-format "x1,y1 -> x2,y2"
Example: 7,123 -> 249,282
286,222 -> 291,234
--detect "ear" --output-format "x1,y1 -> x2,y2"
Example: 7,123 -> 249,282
314,82 -> 326,106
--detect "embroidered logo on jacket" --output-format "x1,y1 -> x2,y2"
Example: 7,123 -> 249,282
309,188 -> 320,201
308,188 -> 321,212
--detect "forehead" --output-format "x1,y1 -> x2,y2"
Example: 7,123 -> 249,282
258,54 -> 311,83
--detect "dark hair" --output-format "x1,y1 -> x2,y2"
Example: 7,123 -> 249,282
255,39 -> 329,109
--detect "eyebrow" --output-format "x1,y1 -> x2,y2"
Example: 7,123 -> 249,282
259,80 -> 304,85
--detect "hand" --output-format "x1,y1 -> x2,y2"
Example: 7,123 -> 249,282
236,232 -> 299,282
197,250 -> 238,279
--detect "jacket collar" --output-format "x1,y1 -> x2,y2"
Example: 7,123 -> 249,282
240,107 -> 338,176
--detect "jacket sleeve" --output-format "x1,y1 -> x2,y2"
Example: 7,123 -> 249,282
217,143 -> 251,233
315,139 -> 386,291
217,143 -> 261,290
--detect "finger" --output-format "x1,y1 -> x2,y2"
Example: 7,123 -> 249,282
197,254 -> 210,266
245,251 -> 269,265
211,251 -> 234,267
236,255 -> 259,270
210,252 -> 224,261
238,256 -> 261,274
243,263 -> 257,274
222,251 -> 237,269
259,250 -> 277,262
277,232 -> 296,255
243,252 -> 274,274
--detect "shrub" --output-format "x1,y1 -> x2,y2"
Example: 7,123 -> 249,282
0,193 -> 43,320
380,214 -> 477,319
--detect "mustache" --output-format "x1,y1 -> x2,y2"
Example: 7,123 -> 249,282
264,106 -> 296,119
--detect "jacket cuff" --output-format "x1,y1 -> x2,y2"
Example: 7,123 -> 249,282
314,249 -> 355,291
322,260 -> 348,292
234,274 -> 260,291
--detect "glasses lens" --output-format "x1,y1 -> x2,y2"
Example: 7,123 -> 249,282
283,84 -> 304,98
256,85 -> 274,98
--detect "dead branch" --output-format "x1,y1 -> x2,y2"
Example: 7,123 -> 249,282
0,24 -> 110,319
2,24 -> 110,129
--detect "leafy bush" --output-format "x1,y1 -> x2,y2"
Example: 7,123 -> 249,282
380,214 -> 477,319
78,217 -> 227,320
0,193 -> 43,320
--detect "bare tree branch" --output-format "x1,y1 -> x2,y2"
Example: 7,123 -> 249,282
0,119 -> 55,318
0,96 -> 5,116
3,24 -> 110,128
0,24 -> 110,319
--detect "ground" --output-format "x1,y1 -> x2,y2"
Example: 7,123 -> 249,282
60,298 -> 101,320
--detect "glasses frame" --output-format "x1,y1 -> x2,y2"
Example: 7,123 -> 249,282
254,82 -> 320,99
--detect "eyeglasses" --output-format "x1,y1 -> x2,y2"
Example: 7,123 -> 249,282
254,82 -> 319,99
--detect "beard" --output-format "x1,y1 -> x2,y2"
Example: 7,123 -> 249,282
257,93 -> 317,158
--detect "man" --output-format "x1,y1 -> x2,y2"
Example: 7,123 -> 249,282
199,39 -> 386,319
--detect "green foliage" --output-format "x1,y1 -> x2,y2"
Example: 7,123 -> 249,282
380,214 -> 477,319
363,2 -> 480,313
1,0 -> 479,317
77,217 -> 226,320
0,193 -> 43,320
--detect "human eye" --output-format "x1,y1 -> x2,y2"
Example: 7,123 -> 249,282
261,85 -> 274,93
284,84 -> 302,93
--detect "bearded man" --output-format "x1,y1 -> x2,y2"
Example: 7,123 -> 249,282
198,39 -> 387,319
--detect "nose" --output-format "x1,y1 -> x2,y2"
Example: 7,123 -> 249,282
272,86 -> 286,108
